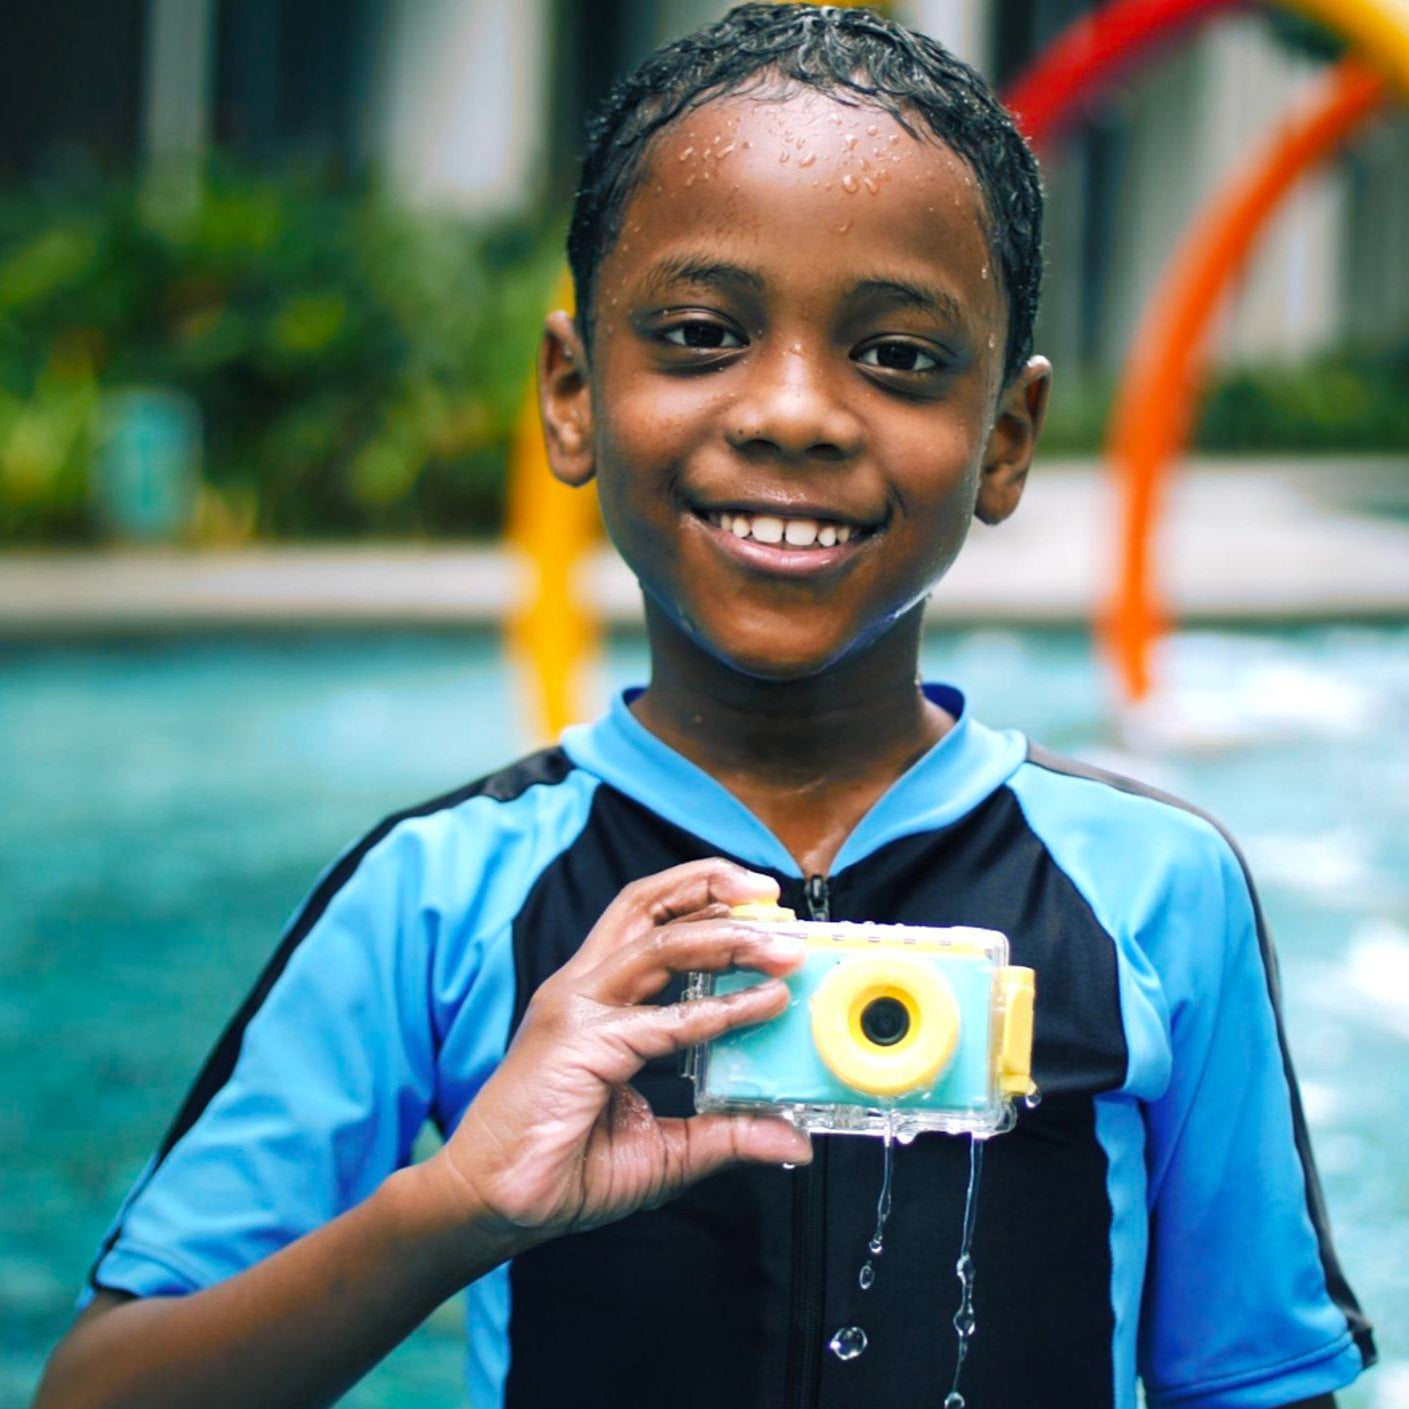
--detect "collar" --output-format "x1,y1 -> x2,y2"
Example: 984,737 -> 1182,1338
560,684 -> 1027,878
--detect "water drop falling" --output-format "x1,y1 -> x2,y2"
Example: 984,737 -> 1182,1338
828,1326 -> 868,1361
944,1136 -> 986,1409
896,1129 -> 918,1146
841,173 -> 859,194
1024,1086 -> 1043,1109
781,1162 -> 797,1171
859,1262 -> 875,1290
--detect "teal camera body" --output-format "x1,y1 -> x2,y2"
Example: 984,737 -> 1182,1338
685,905 -> 1035,1139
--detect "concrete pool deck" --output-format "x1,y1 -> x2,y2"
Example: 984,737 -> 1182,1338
2,457 -> 1407,637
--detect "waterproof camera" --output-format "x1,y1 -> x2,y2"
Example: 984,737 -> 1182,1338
685,904 -> 1035,1138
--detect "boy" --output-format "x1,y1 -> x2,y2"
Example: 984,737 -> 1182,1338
38,7 -> 1373,1408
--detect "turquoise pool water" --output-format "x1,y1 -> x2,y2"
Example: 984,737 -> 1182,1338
2,627 -> 1406,1408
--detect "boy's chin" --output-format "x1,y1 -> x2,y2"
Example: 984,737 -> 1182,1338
690,619 -> 878,686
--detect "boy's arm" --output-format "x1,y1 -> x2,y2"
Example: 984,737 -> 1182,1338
1137,831 -> 1372,1409
35,860 -> 809,1409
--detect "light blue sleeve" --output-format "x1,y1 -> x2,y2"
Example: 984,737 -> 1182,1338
87,816 -> 449,1300
1138,831 -> 1370,1408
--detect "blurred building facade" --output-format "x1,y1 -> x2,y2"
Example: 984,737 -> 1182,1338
4,0 -> 1407,380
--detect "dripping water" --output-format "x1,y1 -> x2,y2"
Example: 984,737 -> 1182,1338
857,1120 -> 896,1290
829,1118 -> 898,1362
942,1135 -> 986,1409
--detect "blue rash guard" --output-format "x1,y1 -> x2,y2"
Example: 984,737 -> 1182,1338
86,686 -> 1374,1409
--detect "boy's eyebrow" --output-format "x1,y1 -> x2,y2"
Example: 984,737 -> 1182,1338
848,275 -> 965,325
640,255 -> 766,298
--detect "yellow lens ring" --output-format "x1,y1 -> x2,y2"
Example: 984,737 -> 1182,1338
810,956 -> 960,1097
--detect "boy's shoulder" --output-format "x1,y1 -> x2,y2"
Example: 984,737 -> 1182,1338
1010,739 -> 1246,870
1004,739 -> 1259,950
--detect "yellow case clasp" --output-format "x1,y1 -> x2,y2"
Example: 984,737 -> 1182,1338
997,966 -> 1036,1096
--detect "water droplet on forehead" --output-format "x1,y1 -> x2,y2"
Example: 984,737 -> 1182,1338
828,1326 -> 868,1361
843,133 -> 857,149
867,124 -> 879,136
799,151 -> 816,167
779,150 -> 790,164
678,146 -> 695,162
841,173 -> 859,194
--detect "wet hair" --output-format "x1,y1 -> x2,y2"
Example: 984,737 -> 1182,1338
567,3 -> 1043,384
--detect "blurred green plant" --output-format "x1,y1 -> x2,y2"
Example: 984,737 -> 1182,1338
0,167 -> 561,543
1039,345 -> 1409,458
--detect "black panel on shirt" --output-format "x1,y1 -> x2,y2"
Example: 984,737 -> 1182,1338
505,780 -> 1128,1409
89,747 -> 574,1293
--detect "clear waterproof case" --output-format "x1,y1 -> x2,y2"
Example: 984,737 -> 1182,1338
685,904 -> 1035,1139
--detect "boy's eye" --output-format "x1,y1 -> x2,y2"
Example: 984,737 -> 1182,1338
856,340 -> 941,374
661,321 -> 745,351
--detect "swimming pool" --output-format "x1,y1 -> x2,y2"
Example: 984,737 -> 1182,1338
2,627 -> 1405,1408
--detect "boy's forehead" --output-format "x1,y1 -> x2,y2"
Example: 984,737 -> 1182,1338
605,90 -> 999,328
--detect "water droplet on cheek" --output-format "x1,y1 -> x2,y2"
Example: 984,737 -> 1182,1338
828,1326 -> 868,1361
678,146 -> 695,162
843,133 -> 857,149
779,150 -> 790,164
841,173 -> 858,194
866,124 -> 879,136
799,151 -> 817,168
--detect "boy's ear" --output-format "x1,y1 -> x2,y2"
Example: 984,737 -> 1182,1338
975,356 -> 1052,527
537,310 -> 596,487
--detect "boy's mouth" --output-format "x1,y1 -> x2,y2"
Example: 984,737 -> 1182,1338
701,508 -> 872,551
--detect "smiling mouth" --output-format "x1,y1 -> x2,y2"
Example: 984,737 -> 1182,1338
702,508 -> 872,550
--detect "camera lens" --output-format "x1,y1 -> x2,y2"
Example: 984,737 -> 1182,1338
859,996 -> 910,1047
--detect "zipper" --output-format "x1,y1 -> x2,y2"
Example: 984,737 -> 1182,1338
785,873 -> 831,1407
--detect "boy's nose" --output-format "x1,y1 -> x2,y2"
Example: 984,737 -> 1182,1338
724,346 -> 863,462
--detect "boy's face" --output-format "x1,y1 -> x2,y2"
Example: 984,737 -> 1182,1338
541,90 -> 1049,682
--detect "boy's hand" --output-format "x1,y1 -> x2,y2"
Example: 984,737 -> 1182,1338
426,859 -> 811,1248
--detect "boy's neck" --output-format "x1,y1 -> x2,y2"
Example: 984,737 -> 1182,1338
630,603 -> 954,878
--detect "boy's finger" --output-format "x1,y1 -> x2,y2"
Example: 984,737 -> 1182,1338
655,1113 -> 813,1190
574,860 -> 779,964
590,979 -> 791,1081
588,919 -> 804,1006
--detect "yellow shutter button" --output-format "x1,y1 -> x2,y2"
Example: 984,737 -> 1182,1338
810,956 -> 960,1097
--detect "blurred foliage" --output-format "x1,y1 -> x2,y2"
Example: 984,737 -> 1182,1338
0,167 -> 562,543
1039,344 -> 1409,457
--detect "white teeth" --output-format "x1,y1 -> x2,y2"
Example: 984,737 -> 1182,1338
709,510 -> 861,548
